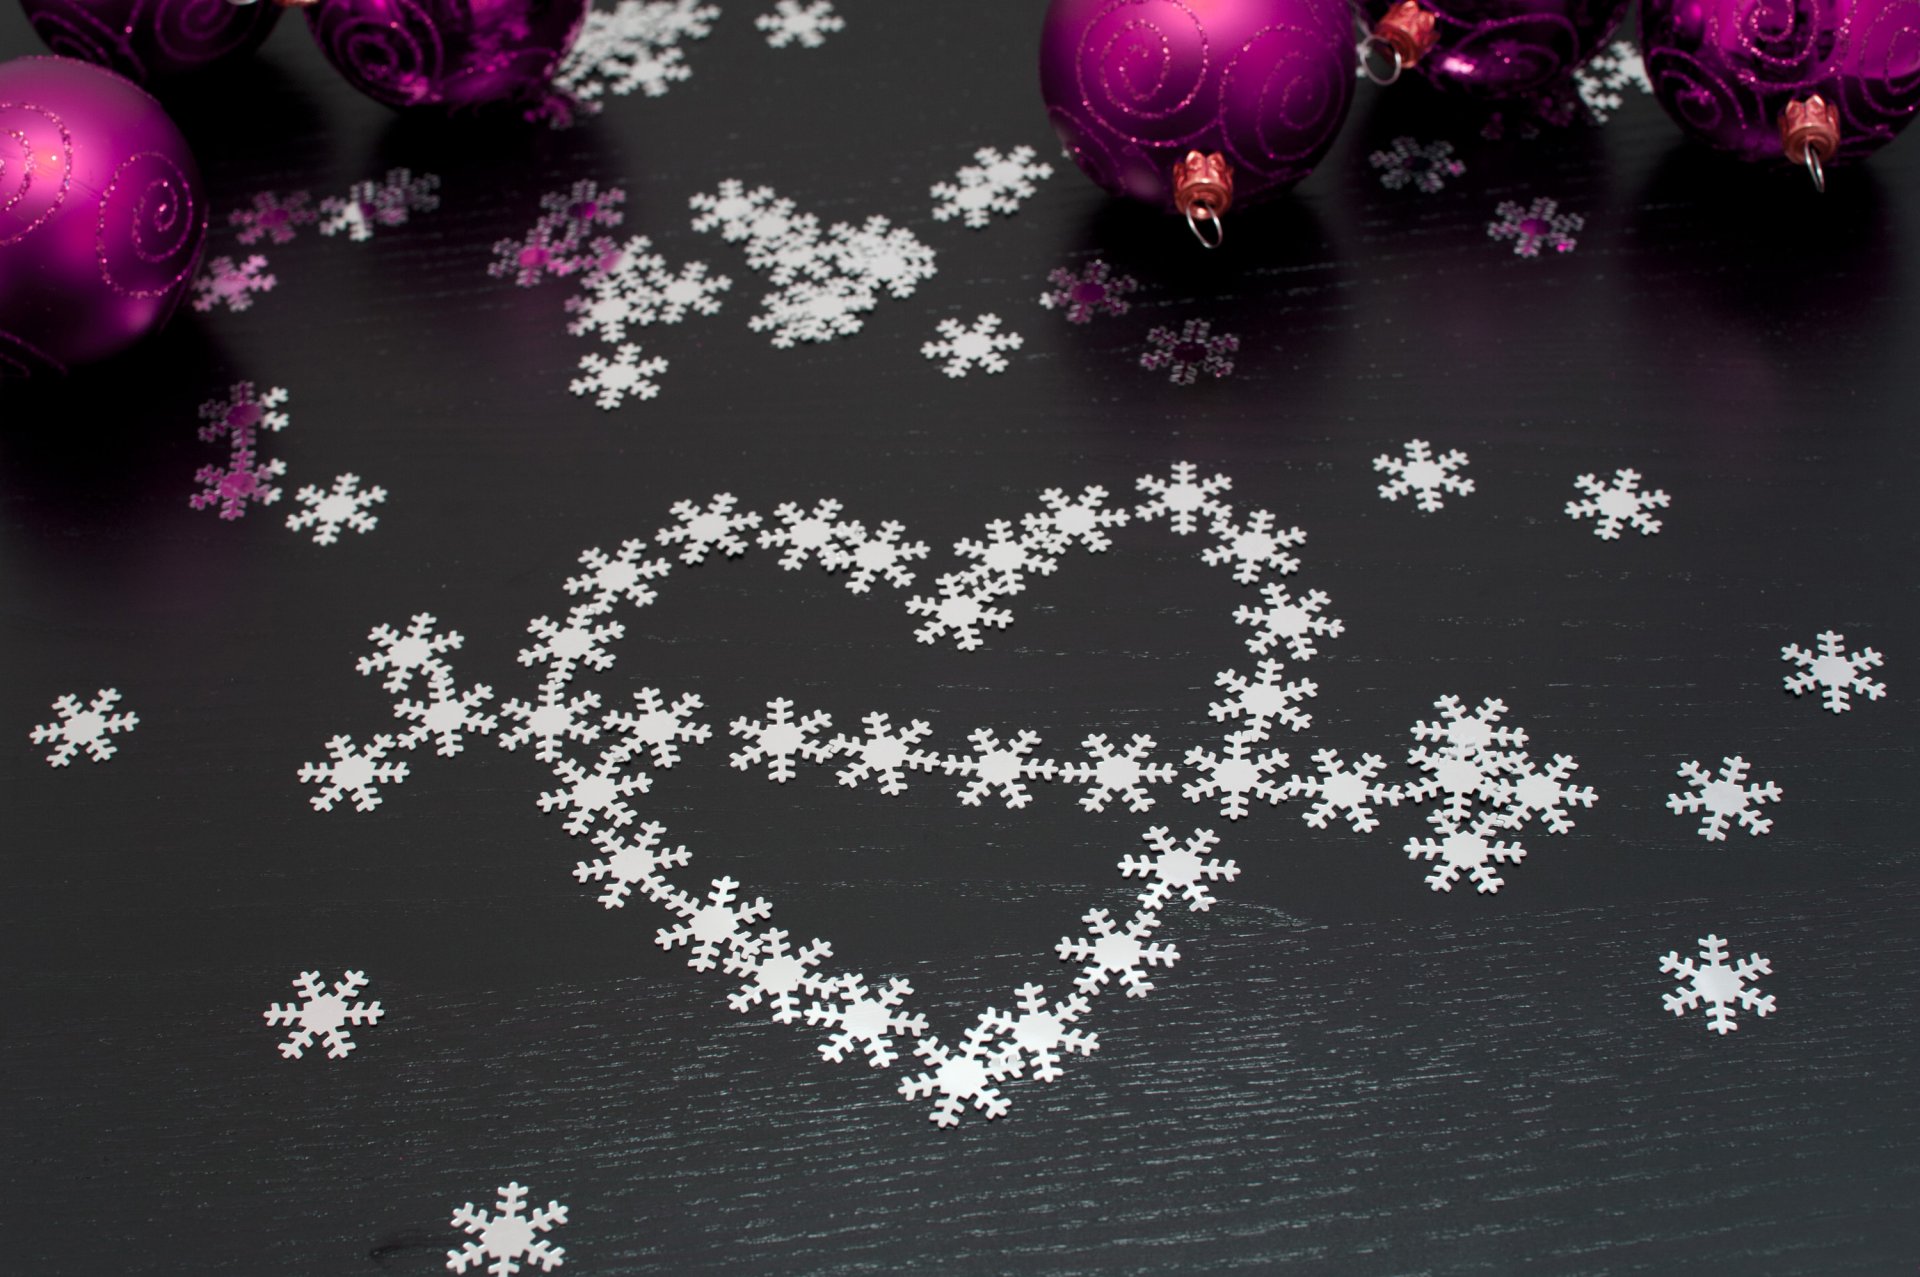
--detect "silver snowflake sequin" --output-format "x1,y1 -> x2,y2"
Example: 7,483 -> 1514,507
1369,137 -> 1466,193
1488,196 -> 1584,257
191,254 -> 275,312
1039,259 -> 1138,323
1140,318 -> 1239,385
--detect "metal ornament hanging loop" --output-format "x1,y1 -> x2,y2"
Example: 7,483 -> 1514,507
1172,151 -> 1233,250
1362,0 -> 1437,86
1780,95 -> 1840,194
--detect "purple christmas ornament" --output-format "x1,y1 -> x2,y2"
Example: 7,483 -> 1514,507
1642,0 -> 1920,187
0,56 -> 206,378
1357,0 -> 1632,98
298,0 -> 587,110
1039,0 -> 1355,242
17,0 -> 279,83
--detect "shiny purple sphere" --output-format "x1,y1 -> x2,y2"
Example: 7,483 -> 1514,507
1642,0 -> 1920,166
1358,0 -> 1631,97
1039,0 -> 1356,211
305,0 -> 587,110
17,0 -> 279,83
0,56 -> 206,378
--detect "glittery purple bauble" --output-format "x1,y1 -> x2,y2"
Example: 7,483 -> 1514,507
305,0 -> 587,110
17,0 -> 279,83
1357,0 -> 1631,97
0,56 -> 206,378
1642,0 -> 1920,165
1039,0 -> 1356,210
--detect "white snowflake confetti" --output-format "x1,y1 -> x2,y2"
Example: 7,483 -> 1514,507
602,687 -> 711,767
1233,583 -> 1345,660
1500,752 -> 1596,834
1667,755 -> 1782,841
447,1182 -> 568,1276
1056,907 -> 1179,999
655,493 -> 763,564
979,983 -> 1097,1083
921,313 -> 1023,378
827,215 -> 937,299
1404,694 -> 1529,826
822,520 -> 928,593
1059,733 -> 1178,813
1134,461 -> 1233,535
1210,661 -> 1317,740
1781,630 -> 1885,714
1488,196 -> 1584,258
497,685 -> 603,763
1119,824 -> 1238,913
756,0 -> 844,48
1374,439 -> 1475,512
952,520 -> 1062,596
357,614 -> 463,694
729,697 -> 834,783
262,970 -> 383,1060
570,342 -> 668,410
757,498 -> 859,571
827,712 -> 941,795
573,820 -> 690,908
806,973 -> 927,1067
565,236 -> 730,342
1183,732 -> 1289,821
285,473 -> 386,546
30,688 -> 138,766
1565,468 -> 1670,539
653,875 -> 772,972
1023,485 -> 1129,553
393,672 -> 499,757
563,540 -> 672,614
931,144 -> 1055,228
899,1022 -> 1019,1126
1575,40 -> 1652,124
191,254 -> 275,312
749,276 -> 877,347
297,733 -> 410,812
554,0 -> 718,109
518,609 -> 626,685
1662,934 -> 1775,1034
945,727 -> 1057,809
725,927 -> 835,1023
689,180 -> 793,243
539,744 -> 652,835
905,574 -> 1014,650
1406,812 -> 1527,893
318,169 -> 440,243
1201,509 -> 1305,585
1289,748 -> 1401,833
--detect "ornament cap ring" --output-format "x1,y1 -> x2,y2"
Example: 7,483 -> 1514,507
1172,150 -> 1232,250
1363,0 -> 1437,84
1780,95 -> 1840,194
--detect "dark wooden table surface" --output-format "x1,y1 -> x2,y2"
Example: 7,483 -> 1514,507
3,3 -> 1917,1273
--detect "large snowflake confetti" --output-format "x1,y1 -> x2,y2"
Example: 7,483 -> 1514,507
930,144 -> 1055,228
725,927 -> 835,1022
899,1023 -> 1019,1126
1059,733 -> 1177,813
1057,907 -> 1179,999
30,688 -> 138,766
229,189 -> 317,245
262,970 -> 383,1060
317,168 -> 440,243
1038,258 -> 1138,323
539,744 -> 652,835
1183,732 -> 1289,821
1404,694 -> 1528,826
979,983 -> 1097,1083
564,540 -> 671,614
807,973 -> 927,1067
656,493 -> 763,564
1501,752 -> 1596,834
285,473 -> 386,546
1119,825 -> 1237,913
1406,812 -> 1528,893
757,498 -> 858,571
952,520 -> 1062,596
1369,137 -> 1467,194
905,574 -> 1014,650
1667,755 -> 1782,841
1375,439 -> 1475,511
1781,630 -> 1886,713
945,727 -> 1058,809
498,685 -> 603,762
1210,661 -> 1317,740
603,687 -> 711,767
756,0 -> 844,48
393,672 -> 499,758
1134,461 -> 1232,535
730,697 -> 834,783
573,820 -> 690,908
448,1182 -> 568,1276
922,313 -> 1023,378
1289,748 -> 1400,833
297,733 -> 410,812
357,613 -> 464,694
1565,468 -> 1670,539
1661,934 -> 1775,1034
1024,485 -> 1129,552
828,712 -> 940,795
1488,196 -> 1584,258
518,610 -> 625,685
1233,583 -> 1345,660
1201,510 -> 1305,585
570,342 -> 668,409
823,520 -> 928,593
1575,40 -> 1652,124
653,875 -> 772,972
191,254 -> 276,312
1140,318 -> 1239,385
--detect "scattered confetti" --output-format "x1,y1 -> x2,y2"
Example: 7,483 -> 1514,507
756,0 -> 844,48
1667,755 -> 1781,841
1781,630 -> 1885,713
262,970 -> 383,1059
30,688 -> 137,767
1661,935 -> 1774,1034
1488,196 -> 1584,257
1369,137 -> 1466,193
921,313 -> 1023,377
931,145 -> 1055,228
1374,439 -> 1476,511
1565,467 -> 1669,539
448,1183 -> 569,1275
285,473 -> 387,545
1140,318 -> 1239,385
1038,258 -> 1138,323
191,254 -> 276,313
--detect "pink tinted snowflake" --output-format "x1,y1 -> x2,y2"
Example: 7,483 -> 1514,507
1140,319 -> 1239,385
196,382 -> 289,450
191,450 -> 286,520
318,168 -> 441,242
1369,137 -> 1466,194
1488,197 -> 1584,257
228,190 -> 318,245
191,255 -> 276,313
1039,259 -> 1138,323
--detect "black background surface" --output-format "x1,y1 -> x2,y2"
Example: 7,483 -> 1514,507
3,3 -> 1917,1274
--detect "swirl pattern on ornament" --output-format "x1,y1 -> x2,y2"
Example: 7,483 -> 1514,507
1444,14 -> 1580,95
1848,1 -> 1920,125
1074,1 -> 1214,142
150,0 -> 279,67
0,102 -> 73,246
22,1 -> 144,80
95,149 -> 202,297
308,0 -> 447,107
1645,46 -> 1764,149
1216,21 -> 1352,177
0,329 -> 65,379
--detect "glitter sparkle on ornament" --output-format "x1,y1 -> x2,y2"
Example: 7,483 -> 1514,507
1039,259 -> 1138,323
1487,197 -> 1584,257
1139,319 -> 1239,385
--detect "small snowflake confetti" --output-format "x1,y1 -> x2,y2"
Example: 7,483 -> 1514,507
823,520 -> 928,593
653,874 -> 772,972
807,973 -> 927,1067
497,684 -> 604,762
931,144 -> 1055,228
518,609 -> 625,684
229,189 -> 317,245
196,382 -> 290,448
358,613 -> 465,694
725,927 -> 835,1022
905,574 -> 1013,650
573,820 -> 691,908
749,276 -> 878,347
565,238 -> 730,342
285,473 -> 386,546
1056,907 -> 1179,999
1369,137 -> 1467,193
1661,934 -> 1774,1034
827,215 -> 937,299
297,733 -> 410,812
394,672 -> 499,758
1135,461 -> 1233,535
539,744 -> 652,836
1210,661 -> 1317,740
979,983 -> 1097,1083
1406,812 -> 1527,893
1233,582 -> 1345,660
190,449 -> 285,521
554,0 -> 717,114
1289,748 -> 1400,833
1119,824 -> 1238,912
899,1023 -> 1019,1126
1667,755 -> 1782,841
447,1182 -> 568,1276
262,970 -> 383,1059
757,498 -> 859,571
756,0 -> 843,48
1059,733 -> 1177,813
827,711 -> 941,795
1576,40 -> 1652,124
1140,318 -> 1239,385
1024,484 -> 1129,552
944,727 -> 1058,808
564,540 -> 671,614
1781,630 -> 1886,713
656,492 -> 762,564
1374,439 -> 1475,512
30,688 -> 138,766
1488,196 -> 1584,257
1201,509 -> 1305,585
1183,731 -> 1289,821
730,697 -> 834,783
1039,258 -> 1138,323
602,687 -> 711,767
191,254 -> 276,312
318,168 -> 440,243
1565,467 -> 1669,539
921,313 -> 1023,378
570,342 -> 668,409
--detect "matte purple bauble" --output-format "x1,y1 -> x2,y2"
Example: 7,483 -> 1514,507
303,0 -> 587,110
1641,0 -> 1920,167
1357,0 -> 1632,97
17,0 -> 279,83
0,56 -> 206,378
1039,0 -> 1356,212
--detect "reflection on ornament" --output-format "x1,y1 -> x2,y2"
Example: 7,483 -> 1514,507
1358,0 -> 1632,99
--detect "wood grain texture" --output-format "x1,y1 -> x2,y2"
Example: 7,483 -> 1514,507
2,3 -> 1917,1273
